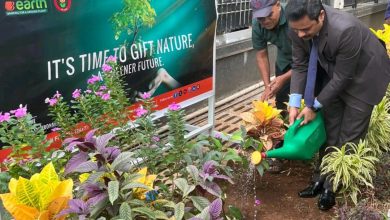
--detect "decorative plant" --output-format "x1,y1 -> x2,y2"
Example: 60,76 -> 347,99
366,95 -> 390,156
62,130 -> 172,219
0,162 -> 73,220
47,56 -> 132,137
321,140 -> 378,205
46,91 -> 76,138
0,105 -> 50,160
132,93 -> 163,173
240,100 -> 285,150
184,134 -> 243,178
187,160 -> 234,198
170,176 -> 225,219
2,149 -> 69,180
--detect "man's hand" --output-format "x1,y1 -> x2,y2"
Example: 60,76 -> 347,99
269,75 -> 287,97
289,107 -> 299,125
261,86 -> 273,101
297,107 -> 316,126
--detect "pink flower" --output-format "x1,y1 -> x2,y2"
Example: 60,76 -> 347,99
106,56 -> 117,63
0,112 -> 11,123
135,106 -> 148,117
87,75 -> 101,84
214,133 -> 221,139
101,93 -> 111,101
72,89 -> 81,99
140,92 -> 151,99
51,127 -> 61,132
95,91 -> 103,96
85,89 -> 92,94
152,136 -> 160,142
102,64 -> 112,72
53,91 -> 62,99
45,98 -> 58,106
255,199 -> 261,206
168,102 -> 181,111
99,86 -> 107,91
10,104 -> 27,118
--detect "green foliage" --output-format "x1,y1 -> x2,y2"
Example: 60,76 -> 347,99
0,111 -> 50,160
47,94 -> 76,138
366,95 -> 390,156
321,141 -> 379,205
111,0 -> 156,42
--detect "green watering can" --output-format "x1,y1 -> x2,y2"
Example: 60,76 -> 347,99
262,111 -> 327,160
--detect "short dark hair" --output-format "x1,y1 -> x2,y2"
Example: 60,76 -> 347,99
285,0 -> 324,21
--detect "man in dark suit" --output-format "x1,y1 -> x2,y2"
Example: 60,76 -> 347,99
285,0 -> 390,211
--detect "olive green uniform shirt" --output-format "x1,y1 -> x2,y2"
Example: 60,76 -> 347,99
252,7 -> 292,73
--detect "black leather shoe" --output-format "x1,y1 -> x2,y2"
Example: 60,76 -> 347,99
318,189 -> 336,211
298,182 -> 323,198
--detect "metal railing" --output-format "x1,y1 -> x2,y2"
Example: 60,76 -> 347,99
216,0 -> 380,35
216,0 -> 253,35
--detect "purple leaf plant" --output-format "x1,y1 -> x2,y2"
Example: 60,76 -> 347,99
63,129 -> 120,175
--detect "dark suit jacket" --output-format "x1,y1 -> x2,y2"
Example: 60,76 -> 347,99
289,5 -> 390,107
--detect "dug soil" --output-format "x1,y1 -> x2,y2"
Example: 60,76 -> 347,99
224,160 -> 335,220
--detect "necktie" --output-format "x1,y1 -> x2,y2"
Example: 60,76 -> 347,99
304,37 -> 319,107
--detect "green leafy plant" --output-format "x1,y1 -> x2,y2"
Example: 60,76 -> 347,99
62,130 -> 172,219
131,93 -> 163,174
0,162 -> 73,220
321,140 -> 379,205
366,95 -> 390,156
46,91 -> 76,138
0,105 -> 50,160
47,56 -> 132,137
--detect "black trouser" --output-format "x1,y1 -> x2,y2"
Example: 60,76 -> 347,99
311,65 -> 374,191
275,64 -> 291,115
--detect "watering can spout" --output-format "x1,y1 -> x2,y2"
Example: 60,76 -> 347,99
263,112 -> 326,160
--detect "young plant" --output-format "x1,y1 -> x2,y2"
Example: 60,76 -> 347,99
171,177 -> 225,220
321,140 -> 379,205
0,105 -> 50,160
366,95 -> 390,156
48,56 -> 132,137
62,130 -> 171,219
132,93 -> 163,173
46,91 -> 77,138
0,162 -> 73,220
186,160 -> 234,198
240,100 -> 285,150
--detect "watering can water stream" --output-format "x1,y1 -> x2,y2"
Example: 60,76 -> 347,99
261,111 -> 327,160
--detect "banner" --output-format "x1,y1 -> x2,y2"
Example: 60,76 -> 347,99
0,0 -> 217,159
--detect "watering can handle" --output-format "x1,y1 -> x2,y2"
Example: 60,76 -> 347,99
285,117 -> 304,139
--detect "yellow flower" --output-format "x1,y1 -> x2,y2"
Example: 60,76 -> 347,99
133,167 -> 157,200
0,162 -> 73,220
79,173 -> 90,183
252,100 -> 282,124
251,151 -> 262,165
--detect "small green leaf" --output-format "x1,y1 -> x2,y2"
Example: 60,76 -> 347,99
227,205 -> 244,220
189,196 -> 210,211
119,203 -> 132,220
174,202 -> 185,220
108,180 -> 119,205
133,207 -> 156,219
256,165 -> 264,176
174,178 -> 189,194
